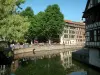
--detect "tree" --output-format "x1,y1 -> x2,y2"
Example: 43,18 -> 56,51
0,15 -> 30,42
20,4 -> 65,44
44,4 -> 64,44
33,12 -> 47,42
21,8 -> 47,43
20,7 -> 34,18
16,0 -> 25,9
0,0 -> 16,38
0,0 -> 25,20
0,0 -> 27,42
20,7 -> 36,43
0,0 -> 16,20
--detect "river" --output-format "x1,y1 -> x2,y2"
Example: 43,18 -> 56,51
0,51 -> 100,75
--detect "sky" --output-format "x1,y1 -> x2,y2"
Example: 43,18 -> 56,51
21,0 -> 87,22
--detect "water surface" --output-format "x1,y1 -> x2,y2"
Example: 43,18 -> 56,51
1,51 -> 100,75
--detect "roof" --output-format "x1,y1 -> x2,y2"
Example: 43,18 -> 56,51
83,0 -> 100,18
64,20 -> 85,25
84,0 -> 90,13
82,0 -> 91,18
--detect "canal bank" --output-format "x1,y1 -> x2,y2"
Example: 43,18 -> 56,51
14,45 -> 83,55
14,47 -> 79,60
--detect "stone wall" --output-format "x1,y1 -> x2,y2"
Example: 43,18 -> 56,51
14,45 -> 83,54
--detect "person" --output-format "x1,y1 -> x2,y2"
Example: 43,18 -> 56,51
33,49 -> 35,54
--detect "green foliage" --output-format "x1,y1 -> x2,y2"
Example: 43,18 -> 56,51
20,7 -> 35,40
16,0 -> 25,6
0,15 -> 30,42
16,0 -> 25,9
20,7 -> 34,18
0,1 -> 64,43
30,12 -> 46,38
0,0 -> 25,19
0,0 -> 29,42
0,0 -> 16,20
22,4 -> 64,43
44,4 -> 64,40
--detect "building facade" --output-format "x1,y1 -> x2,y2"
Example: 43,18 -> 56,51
83,0 -> 100,68
60,20 -> 85,46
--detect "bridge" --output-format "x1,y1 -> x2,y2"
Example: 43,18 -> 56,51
14,45 -> 83,59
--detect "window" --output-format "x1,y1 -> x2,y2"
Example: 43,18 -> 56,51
99,50 -> 100,58
91,24 -> 93,28
70,26 -> 75,29
98,29 -> 100,34
64,30 -> 66,33
65,25 -> 68,28
64,30 -> 68,33
86,32 -> 90,42
94,30 -> 97,41
80,39 -> 82,42
80,32 -> 81,35
97,29 -> 100,42
97,36 -> 100,41
86,26 -> 87,29
94,23 -> 96,27
72,31 -> 75,34
71,35 -> 75,38
90,30 -> 94,42
69,35 -> 71,38
69,30 -> 71,33
79,36 -> 82,38
64,35 -> 68,38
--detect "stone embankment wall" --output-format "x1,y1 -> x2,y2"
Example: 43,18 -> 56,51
14,45 -> 83,54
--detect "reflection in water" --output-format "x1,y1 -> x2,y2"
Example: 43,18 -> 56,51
15,55 -> 66,75
0,65 -> 10,75
60,51 -> 73,69
60,51 -> 86,75
60,51 -> 100,75
1,51 -> 100,75
0,65 -> 6,75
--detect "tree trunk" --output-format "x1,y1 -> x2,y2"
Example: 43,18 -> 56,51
48,39 -> 51,45
31,40 -> 33,45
